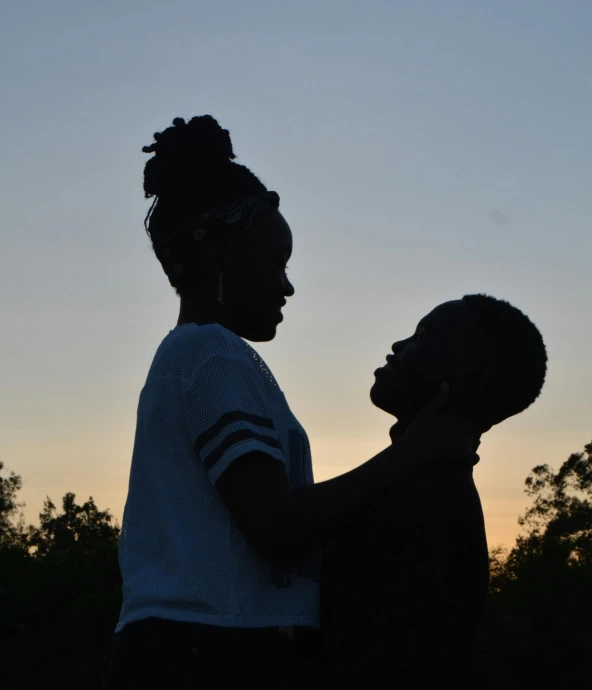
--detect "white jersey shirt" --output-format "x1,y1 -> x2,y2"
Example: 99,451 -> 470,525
115,323 -> 321,633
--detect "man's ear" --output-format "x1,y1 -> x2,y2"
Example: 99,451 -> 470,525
447,367 -> 494,432
455,368 -> 490,399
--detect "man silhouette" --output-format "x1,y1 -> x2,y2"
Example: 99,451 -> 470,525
321,294 -> 547,689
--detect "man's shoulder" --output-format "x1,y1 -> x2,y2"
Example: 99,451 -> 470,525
337,464 -> 484,560
376,461 -> 466,505
387,461 -> 481,510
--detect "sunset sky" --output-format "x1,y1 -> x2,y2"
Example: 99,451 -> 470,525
1,1 -> 591,550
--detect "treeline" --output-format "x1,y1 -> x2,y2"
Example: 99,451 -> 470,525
0,483 -> 122,689
1,442 -> 591,689
475,442 -> 592,689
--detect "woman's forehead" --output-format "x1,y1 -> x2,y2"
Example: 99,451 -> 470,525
252,210 -> 293,254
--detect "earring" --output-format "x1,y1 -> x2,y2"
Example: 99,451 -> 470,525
217,273 -> 224,306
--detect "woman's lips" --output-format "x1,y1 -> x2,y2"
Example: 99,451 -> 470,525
271,304 -> 284,322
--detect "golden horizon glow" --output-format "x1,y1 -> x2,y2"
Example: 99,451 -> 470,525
2,2 -> 591,562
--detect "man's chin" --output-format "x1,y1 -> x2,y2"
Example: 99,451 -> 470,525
369,381 -> 402,417
370,379 -> 432,420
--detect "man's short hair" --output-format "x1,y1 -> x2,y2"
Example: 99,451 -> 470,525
462,293 -> 547,426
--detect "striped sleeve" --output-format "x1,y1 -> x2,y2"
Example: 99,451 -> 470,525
184,354 -> 285,485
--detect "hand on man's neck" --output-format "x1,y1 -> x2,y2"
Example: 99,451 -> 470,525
389,413 -> 484,454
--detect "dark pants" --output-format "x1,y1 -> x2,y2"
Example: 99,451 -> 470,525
101,617 -> 325,690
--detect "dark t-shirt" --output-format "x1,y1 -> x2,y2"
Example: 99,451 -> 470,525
321,460 -> 489,689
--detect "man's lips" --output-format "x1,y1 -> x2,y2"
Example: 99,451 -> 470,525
385,354 -> 399,370
375,360 -> 396,377
374,354 -> 401,378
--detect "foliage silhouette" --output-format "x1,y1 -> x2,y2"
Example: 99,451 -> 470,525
0,469 -> 122,690
476,441 -> 592,688
0,461 -> 28,555
1,443 -> 591,688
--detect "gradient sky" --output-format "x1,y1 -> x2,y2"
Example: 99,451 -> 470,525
1,1 -> 591,549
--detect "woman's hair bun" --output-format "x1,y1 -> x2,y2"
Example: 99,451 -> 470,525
142,115 -> 236,198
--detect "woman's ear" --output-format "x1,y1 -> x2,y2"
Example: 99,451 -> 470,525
199,240 -> 225,279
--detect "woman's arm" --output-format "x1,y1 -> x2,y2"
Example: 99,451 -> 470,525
216,439 -> 418,562
216,384 -> 479,562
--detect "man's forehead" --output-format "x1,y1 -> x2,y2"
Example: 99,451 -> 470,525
418,300 -> 474,330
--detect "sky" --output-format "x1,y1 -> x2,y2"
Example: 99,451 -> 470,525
1,0 -> 591,549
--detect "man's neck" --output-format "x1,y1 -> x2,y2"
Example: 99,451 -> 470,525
389,419 -> 411,442
389,416 -> 483,454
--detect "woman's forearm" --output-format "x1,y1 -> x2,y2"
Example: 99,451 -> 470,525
266,437 -> 422,561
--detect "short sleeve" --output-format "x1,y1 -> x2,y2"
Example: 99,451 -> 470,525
184,353 -> 286,485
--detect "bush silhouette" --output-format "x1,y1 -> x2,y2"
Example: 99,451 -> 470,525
1,443 -> 591,688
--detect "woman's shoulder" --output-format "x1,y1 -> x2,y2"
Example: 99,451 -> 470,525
175,322 -> 242,352
149,323 -> 246,380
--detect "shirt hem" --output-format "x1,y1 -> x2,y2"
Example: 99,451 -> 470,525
114,608 -> 320,634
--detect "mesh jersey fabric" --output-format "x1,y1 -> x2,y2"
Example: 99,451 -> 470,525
115,323 -> 321,633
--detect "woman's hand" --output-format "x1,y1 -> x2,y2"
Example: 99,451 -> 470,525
398,382 -> 481,466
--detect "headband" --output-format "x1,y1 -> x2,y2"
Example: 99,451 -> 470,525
159,191 -> 280,280
177,190 -> 280,244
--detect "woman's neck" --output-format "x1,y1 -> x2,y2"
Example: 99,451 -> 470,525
177,296 -> 217,327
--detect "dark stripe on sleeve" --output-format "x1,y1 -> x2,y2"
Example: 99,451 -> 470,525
194,411 -> 275,456
202,429 -> 282,472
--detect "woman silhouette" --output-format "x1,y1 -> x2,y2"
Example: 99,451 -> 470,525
101,115 -> 476,689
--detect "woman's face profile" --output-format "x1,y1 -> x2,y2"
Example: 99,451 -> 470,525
222,209 -> 295,342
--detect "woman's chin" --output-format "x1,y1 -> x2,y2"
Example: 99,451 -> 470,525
241,323 -> 278,343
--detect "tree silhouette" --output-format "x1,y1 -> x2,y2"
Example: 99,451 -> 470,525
477,441 -> 592,689
2,445 -> 591,689
0,465 -> 122,690
0,461 -> 28,554
27,491 -> 120,557
515,441 -> 592,564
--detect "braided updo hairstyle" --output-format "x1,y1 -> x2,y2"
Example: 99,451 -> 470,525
143,116 -> 268,294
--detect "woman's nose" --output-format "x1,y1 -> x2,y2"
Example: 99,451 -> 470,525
284,276 -> 295,297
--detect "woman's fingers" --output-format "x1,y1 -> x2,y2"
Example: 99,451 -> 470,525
415,381 -> 449,421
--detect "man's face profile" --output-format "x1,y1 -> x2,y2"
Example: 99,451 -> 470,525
370,300 -> 492,421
